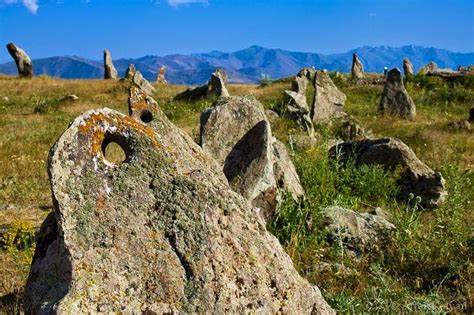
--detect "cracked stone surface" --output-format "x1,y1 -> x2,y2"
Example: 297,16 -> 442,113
311,70 -> 346,121
24,90 -> 332,314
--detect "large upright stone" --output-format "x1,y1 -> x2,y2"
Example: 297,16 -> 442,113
292,75 -> 308,94
24,96 -> 333,314
124,64 -> 156,96
6,42 -> 33,78
311,70 -> 346,121
351,53 -> 364,79
124,64 -> 136,80
329,137 -> 447,208
200,96 -> 304,221
103,49 -> 118,80
403,58 -> 414,77
174,68 -> 230,101
379,68 -> 416,119
156,65 -> 167,84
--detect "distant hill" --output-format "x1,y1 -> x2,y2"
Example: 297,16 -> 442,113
1,45 -> 473,84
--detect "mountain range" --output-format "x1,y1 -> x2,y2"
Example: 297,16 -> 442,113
1,45 -> 473,84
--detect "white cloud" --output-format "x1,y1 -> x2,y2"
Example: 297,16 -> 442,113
167,0 -> 208,7
0,0 -> 39,14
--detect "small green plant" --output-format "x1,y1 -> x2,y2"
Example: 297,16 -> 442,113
0,221 -> 36,251
32,96 -> 61,114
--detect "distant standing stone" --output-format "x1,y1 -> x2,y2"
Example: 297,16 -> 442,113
6,42 -> 33,78
156,65 -> 167,84
403,58 -> 414,77
418,61 -> 438,75
351,53 -> 364,79
103,49 -> 118,80
125,64 -> 136,80
379,68 -> 416,119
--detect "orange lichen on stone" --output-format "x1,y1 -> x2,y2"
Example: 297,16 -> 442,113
78,111 -> 160,157
129,86 -> 150,113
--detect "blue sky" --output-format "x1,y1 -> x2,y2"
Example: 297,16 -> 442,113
0,0 -> 473,62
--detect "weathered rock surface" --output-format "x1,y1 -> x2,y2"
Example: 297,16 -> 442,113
60,94 -> 79,102
297,67 -> 316,82
351,53 -> 364,79
24,94 -> 333,313
311,70 -> 346,121
283,90 -> 314,134
6,42 -> 33,78
124,64 -> 136,80
418,61 -> 438,75
175,69 -> 229,102
335,117 -> 369,141
403,58 -> 414,77
379,68 -> 416,119
292,75 -> 308,94
322,206 -> 395,257
200,96 -> 304,221
124,65 -> 156,96
103,49 -> 118,80
155,65 -> 167,84
329,138 -> 447,208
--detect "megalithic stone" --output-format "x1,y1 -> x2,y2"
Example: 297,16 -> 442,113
351,53 -> 364,79
6,42 -> 33,78
24,92 -> 333,313
379,68 -> 416,119
103,48 -> 118,80
403,58 -> 414,77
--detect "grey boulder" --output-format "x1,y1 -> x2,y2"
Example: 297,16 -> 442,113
379,68 -> 416,119
311,70 -> 346,121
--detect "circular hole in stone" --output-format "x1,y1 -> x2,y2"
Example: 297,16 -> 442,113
140,110 -> 153,123
101,132 -> 133,165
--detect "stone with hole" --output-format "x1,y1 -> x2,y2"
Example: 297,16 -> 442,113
6,42 -> 33,78
379,68 -> 416,119
24,95 -> 333,313
329,137 -> 447,208
103,49 -> 118,80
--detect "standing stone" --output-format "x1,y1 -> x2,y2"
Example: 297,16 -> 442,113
311,70 -> 346,121
24,98 -> 333,313
379,68 -> 416,119
103,49 -> 118,80
292,75 -> 308,94
156,65 -> 167,84
297,67 -> 316,82
329,137 -> 447,208
208,69 -> 229,97
6,42 -> 33,78
351,53 -> 364,79
200,96 -> 304,221
174,69 -> 230,101
125,64 -> 136,80
418,61 -> 438,75
403,58 -> 414,77
131,70 -> 156,96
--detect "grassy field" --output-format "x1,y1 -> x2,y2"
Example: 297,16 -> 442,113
0,74 -> 472,313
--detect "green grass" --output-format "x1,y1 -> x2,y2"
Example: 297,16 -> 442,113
0,74 -> 472,313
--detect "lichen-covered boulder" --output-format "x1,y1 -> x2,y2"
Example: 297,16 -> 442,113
131,70 -> 156,96
403,58 -> 414,77
200,96 -> 304,221
124,63 -> 136,80
322,206 -> 395,257
6,42 -> 33,78
24,93 -> 333,314
329,138 -> 447,208
311,70 -> 346,121
379,68 -> 416,119
351,53 -> 364,79
103,48 -> 118,80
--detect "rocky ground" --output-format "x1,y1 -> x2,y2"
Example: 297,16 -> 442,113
0,73 -> 472,313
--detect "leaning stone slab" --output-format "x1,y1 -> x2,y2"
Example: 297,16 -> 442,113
311,70 -> 346,121
24,97 -> 333,313
6,42 -> 33,78
329,137 -> 447,208
379,68 -> 416,119
103,48 -> 118,80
